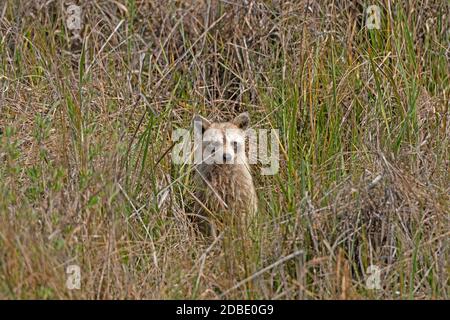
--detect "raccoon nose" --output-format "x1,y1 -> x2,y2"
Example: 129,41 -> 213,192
223,153 -> 232,162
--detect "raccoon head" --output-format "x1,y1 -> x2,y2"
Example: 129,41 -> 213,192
193,112 -> 250,165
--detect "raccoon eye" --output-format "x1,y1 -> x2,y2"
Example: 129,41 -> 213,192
232,141 -> 239,152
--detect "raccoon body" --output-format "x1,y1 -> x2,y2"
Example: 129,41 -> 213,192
192,113 -> 257,236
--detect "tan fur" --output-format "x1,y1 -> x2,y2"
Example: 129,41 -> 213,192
192,113 -> 257,236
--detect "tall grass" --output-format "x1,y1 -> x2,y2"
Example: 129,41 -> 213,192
0,0 -> 448,299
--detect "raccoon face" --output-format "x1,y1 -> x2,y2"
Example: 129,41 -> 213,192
193,112 -> 250,165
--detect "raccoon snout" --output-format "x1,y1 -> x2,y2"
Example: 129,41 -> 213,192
223,152 -> 232,162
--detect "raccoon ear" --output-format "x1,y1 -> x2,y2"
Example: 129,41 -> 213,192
232,112 -> 250,129
193,114 -> 211,134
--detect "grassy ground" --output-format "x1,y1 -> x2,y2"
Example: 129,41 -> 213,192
0,0 -> 448,299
